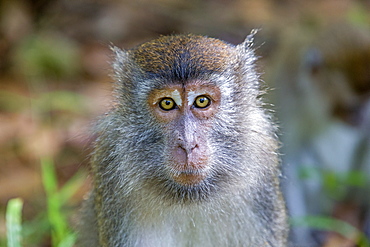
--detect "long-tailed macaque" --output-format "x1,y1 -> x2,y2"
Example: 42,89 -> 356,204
79,32 -> 288,247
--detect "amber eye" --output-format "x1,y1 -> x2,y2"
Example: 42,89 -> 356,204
194,95 -> 211,108
159,98 -> 176,111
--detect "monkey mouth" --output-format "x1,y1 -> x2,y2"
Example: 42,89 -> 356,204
172,171 -> 206,186
170,168 -> 208,186
168,149 -> 210,186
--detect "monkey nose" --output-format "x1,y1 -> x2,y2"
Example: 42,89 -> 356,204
174,142 -> 198,165
179,142 -> 198,155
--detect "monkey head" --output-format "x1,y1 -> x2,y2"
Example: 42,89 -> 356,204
104,33 -> 274,203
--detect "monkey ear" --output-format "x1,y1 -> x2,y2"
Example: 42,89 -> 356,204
110,45 -> 130,73
238,29 -> 259,50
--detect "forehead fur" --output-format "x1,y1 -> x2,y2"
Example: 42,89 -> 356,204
129,34 -> 236,80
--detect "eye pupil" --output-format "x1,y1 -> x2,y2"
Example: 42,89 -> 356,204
194,95 -> 210,108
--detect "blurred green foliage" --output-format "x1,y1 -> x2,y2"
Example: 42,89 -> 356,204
3,159 -> 85,247
0,90 -> 88,114
299,166 -> 367,200
13,33 -> 80,81
41,158 -> 77,247
347,3 -> 370,27
292,216 -> 370,247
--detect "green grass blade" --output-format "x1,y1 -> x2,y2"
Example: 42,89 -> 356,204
6,198 -> 23,247
41,158 -> 68,246
57,233 -> 77,247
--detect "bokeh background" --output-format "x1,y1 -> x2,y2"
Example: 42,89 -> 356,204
0,0 -> 369,246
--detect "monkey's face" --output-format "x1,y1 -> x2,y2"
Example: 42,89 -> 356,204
147,80 -> 221,187
112,34 -> 259,202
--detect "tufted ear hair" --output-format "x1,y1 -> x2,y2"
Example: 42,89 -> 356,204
110,46 -> 130,74
237,29 -> 259,52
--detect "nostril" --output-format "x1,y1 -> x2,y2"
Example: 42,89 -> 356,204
177,144 -> 186,151
191,144 -> 199,151
177,143 -> 198,154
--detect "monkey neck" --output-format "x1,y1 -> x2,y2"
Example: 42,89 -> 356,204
119,189 -> 265,247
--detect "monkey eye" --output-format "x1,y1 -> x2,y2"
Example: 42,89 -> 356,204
159,98 -> 177,111
194,95 -> 211,108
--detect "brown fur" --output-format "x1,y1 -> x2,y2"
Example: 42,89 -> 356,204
130,35 -> 236,75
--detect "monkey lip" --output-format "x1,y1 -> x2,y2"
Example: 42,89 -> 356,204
171,169 -> 208,186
